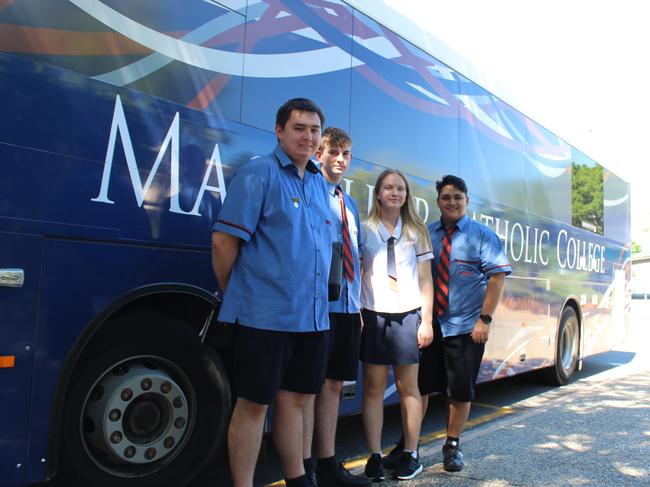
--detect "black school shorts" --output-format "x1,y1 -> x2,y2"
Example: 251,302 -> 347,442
326,313 -> 362,381
231,324 -> 329,405
418,320 -> 485,402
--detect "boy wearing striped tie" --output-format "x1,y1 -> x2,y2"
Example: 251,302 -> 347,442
409,175 -> 510,472
302,128 -> 370,486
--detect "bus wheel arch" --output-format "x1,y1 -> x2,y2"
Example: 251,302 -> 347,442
51,286 -> 232,486
542,300 -> 582,386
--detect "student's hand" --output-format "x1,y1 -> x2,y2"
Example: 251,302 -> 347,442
417,321 -> 433,349
471,320 -> 490,344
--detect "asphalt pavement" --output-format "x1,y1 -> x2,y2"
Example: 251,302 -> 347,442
346,300 -> 650,487
250,300 -> 650,487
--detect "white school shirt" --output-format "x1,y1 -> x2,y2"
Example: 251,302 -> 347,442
360,216 -> 433,313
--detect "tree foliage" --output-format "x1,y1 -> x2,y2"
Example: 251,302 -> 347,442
572,162 -> 603,234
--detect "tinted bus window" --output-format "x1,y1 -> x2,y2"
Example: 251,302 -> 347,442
604,170 -> 631,241
458,76 -> 526,210
525,119 -> 571,224
572,149 -> 604,234
349,9 -> 459,181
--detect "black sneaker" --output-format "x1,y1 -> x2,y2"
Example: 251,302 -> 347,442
306,468 -> 319,487
381,439 -> 404,469
317,460 -> 371,486
442,443 -> 464,472
392,452 -> 423,481
305,458 -> 318,486
364,453 -> 385,482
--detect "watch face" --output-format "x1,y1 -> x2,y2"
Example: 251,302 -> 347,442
480,314 -> 492,324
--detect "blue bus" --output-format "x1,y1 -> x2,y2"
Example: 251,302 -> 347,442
0,1 -> 631,486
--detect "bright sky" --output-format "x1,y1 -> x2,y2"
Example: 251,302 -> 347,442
351,0 -> 650,243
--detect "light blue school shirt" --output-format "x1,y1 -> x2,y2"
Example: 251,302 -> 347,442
326,182 -> 362,314
213,145 -> 332,332
429,214 -> 511,337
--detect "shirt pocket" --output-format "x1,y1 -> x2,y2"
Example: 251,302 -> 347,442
453,259 -> 482,278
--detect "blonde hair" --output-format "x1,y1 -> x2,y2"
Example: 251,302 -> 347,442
368,169 -> 432,251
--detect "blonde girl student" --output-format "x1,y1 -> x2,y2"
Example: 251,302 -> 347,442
360,169 -> 434,482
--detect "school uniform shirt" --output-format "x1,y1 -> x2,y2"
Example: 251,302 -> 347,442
429,214 -> 512,337
213,144 -> 332,332
326,182 -> 362,314
360,216 -> 433,313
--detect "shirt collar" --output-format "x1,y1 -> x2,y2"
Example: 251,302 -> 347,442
437,214 -> 469,233
273,144 -> 319,174
378,215 -> 403,242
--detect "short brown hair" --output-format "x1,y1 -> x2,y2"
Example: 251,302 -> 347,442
319,127 -> 351,151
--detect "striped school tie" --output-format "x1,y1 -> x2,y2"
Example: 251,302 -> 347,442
335,187 -> 354,282
435,226 -> 456,316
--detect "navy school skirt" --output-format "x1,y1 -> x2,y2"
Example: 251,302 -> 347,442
360,308 -> 421,365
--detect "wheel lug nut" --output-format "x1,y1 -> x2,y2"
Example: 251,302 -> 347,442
164,437 -> 175,449
90,385 -> 104,401
145,448 -> 156,460
120,388 -> 133,401
160,382 -> 172,394
174,417 -> 186,429
110,431 -> 123,444
141,378 -> 152,391
124,446 -> 136,458
173,396 -> 183,408
108,409 -> 122,421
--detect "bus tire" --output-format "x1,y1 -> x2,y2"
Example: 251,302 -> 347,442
541,306 -> 580,386
59,314 -> 231,487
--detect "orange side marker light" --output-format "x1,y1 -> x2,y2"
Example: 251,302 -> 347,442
0,356 -> 16,368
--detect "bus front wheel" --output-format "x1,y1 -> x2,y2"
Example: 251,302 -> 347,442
59,314 -> 231,487
542,306 -> 580,386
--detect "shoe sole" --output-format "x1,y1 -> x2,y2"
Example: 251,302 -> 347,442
394,464 -> 423,480
443,463 -> 464,472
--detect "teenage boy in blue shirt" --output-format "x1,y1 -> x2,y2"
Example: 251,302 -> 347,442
212,98 -> 332,487
421,174 -> 510,471
302,128 -> 370,486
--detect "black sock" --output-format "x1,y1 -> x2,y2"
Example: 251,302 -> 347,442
446,436 -> 459,448
317,455 -> 337,471
286,473 -> 309,487
303,457 -> 314,473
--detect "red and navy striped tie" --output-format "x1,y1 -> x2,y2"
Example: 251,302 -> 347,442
336,187 -> 354,282
435,226 -> 456,316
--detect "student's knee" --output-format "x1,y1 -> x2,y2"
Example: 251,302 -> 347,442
395,380 -> 420,399
276,389 -> 310,409
363,380 -> 386,399
233,397 -> 268,421
322,378 -> 343,395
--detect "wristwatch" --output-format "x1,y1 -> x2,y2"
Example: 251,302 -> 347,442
479,314 -> 493,325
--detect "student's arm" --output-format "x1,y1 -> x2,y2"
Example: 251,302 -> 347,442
471,272 -> 506,344
417,259 -> 434,348
211,231 -> 241,293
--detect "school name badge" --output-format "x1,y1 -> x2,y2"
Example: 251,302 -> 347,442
291,197 -> 300,208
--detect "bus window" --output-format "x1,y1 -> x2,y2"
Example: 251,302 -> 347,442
572,149 -> 604,235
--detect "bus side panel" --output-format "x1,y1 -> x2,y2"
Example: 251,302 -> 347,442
480,276 -> 553,381
349,8 -> 460,188
0,232 -> 41,487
